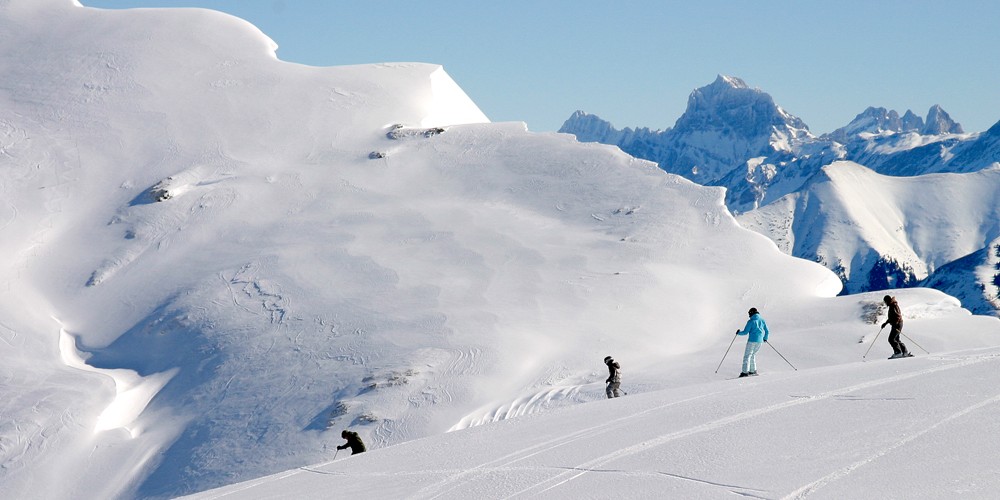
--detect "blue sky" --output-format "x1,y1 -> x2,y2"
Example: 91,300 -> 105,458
83,1 -> 1000,135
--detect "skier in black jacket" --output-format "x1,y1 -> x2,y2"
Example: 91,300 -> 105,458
337,430 -> 366,455
604,356 -> 622,398
882,295 -> 911,359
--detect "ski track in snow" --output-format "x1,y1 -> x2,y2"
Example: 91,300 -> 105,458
221,262 -> 288,326
412,389 -> 733,499
653,471 -> 769,497
367,346 -> 487,448
198,349 -> 1000,500
507,351 -> 1000,498
438,347 -> 482,404
783,389 -> 1000,499
0,200 -> 15,232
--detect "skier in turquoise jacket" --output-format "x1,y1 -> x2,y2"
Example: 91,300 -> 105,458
736,307 -> 769,378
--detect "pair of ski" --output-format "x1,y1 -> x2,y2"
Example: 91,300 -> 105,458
864,325 -> 928,361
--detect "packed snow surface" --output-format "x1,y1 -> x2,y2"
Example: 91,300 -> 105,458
192,338 -> 1000,500
0,1 -> 998,499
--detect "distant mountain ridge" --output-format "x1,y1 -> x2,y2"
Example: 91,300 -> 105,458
824,105 -> 963,143
559,76 -> 998,213
559,76 -> 1000,315
562,75 -> 813,188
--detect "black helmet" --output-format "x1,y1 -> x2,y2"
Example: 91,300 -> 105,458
341,430 -> 349,438
604,356 -> 613,364
883,295 -> 892,303
748,307 -> 758,316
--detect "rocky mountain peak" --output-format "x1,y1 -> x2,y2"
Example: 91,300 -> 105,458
672,75 -> 809,141
923,104 -> 964,135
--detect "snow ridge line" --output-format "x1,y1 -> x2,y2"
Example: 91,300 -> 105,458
413,388 -> 733,500
782,391 -> 1000,499
516,354 -> 996,498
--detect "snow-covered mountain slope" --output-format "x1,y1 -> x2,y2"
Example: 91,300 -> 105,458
948,121 -> 1000,172
0,2 -> 936,499
737,162 -> 1000,311
190,305 -> 1000,499
922,236 -> 1000,316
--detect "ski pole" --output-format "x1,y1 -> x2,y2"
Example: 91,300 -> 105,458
715,332 -> 739,374
765,341 -> 797,370
863,326 -> 885,360
333,448 -> 340,461
901,333 -> 930,354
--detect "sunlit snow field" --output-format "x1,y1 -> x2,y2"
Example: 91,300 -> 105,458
0,1 -> 998,499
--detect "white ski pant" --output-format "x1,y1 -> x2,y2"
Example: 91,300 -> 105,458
742,341 -> 762,373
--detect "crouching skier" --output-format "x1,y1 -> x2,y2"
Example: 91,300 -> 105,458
337,429 -> 366,455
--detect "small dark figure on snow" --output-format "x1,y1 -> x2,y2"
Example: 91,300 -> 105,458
337,429 -> 366,455
604,356 -> 622,398
736,307 -> 769,377
882,295 -> 910,359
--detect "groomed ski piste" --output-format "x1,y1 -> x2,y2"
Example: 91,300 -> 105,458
1,1 -> 999,499
191,338 -> 1000,500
